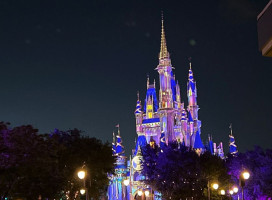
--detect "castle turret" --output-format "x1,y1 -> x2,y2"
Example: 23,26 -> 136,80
112,132 -> 116,155
156,15 -> 174,109
115,126 -> 126,168
187,62 -> 198,119
229,124 -> 238,156
135,92 -> 143,134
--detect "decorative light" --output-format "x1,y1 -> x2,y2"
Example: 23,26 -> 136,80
77,170 -> 86,179
138,190 -> 143,196
233,186 -> 239,193
145,190 -> 150,197
242,171 -> 250,180
123,179 -> 130,186
212,183 -> 219,190
220,189 -> 225,195
229,190 -> 234,195
80,189 -> 86,195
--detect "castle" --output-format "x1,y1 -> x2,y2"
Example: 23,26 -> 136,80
107,17 -> 238,200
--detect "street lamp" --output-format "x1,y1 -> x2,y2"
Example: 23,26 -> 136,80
242,171 -> 250,180
78,170 -> 86,180
77,168 -> 89,200
208,181 -> 219,200
145,190 -> 150,197
138,190 -> 143,196
240,170 -> 250,200
123,179 -> 130,186
80,189 -> 86,195
220,189 -> 225,195
212,183 -> 219,190
232,186 -> 239,193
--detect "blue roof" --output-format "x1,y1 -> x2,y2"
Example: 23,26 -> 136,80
209,140 -> 214,155
142,118 -> 160,124
229,135 -> 238,155
144,87 -> 158,113
171,71 -> 176,102
160,132 -> 166,149
116,136 -> 125,155
135,100 -> 142,114
188,81 -> 196,93
135,135 -> 147,155
194,131 -> 204,149
188,112 -> 193,122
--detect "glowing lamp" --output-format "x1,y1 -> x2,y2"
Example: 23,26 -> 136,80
229,190 -> 234,195
138,190 -> 143,196
77,170 -> 86,179
242,171 -> 250,180
233,186 -> 239,193
145,190 -> 150,197
123,179 -> 130,186
220,189 -> 225,195
80,189 -> 86,195
212,183 -> 219,190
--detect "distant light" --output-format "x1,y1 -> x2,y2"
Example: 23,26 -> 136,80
189,39 -> 196,46
242,171 -> 250,180
212,183 -> 219,190
138,190 -> 143,196
123,179 -> 130,186
145,190 -> 150,197
80,189 -> 86,195
233,186 -> 239,193
220,189 -> 225,195
229,190 -> 234,195
78,170 -> 86,179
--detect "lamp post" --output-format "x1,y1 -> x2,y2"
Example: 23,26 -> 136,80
240,171 -> 250,200
78,169 -> 89,200
123,179 -> 130,200
208,181 -> 219,200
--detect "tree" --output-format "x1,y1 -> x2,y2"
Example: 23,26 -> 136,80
227,146 -> 272,200
0,122 -> 115,200
142,142 -> 230,200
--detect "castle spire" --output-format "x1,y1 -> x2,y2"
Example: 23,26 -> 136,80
229,124 -> 238,156
159,12 -> 169,59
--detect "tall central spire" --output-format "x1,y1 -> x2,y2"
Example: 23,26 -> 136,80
159,13 -> 169,59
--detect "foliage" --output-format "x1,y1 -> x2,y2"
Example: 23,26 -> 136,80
142,142 -> 230,200
227,146 -> 272,200
0,122 -> 115,200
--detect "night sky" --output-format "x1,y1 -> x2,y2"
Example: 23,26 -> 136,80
1,0 -> 271,155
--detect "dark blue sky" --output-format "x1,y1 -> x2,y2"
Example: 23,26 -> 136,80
0,0 -> 271,154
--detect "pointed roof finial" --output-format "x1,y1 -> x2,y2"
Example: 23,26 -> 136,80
137,91 -> 140,101
112,131 -> 115,143
189,57 -> 192,70
147,74 -> 149,89
159,11 -> 169,59
229,123 -> 233,135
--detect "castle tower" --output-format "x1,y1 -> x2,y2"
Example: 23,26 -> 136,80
108,126 -> 129,200
156,16 -> 174,110
229,124 -> 238,156
187,62 -> 202,147
155,16 -> 176,143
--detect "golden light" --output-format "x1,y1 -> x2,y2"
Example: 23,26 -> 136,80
229,190 -> 234,195
144,190 -> 150,197
220,189 -> 225,195
242,171 -> 250,180
80,189 -> 86,195
212,183 -> 219,190
123,179 -> 130,186
77,170 -> 86,179
137,190 -> 143,196
233,186 -> 239,193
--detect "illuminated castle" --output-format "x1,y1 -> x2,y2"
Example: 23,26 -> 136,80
107,17 -> 238,200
